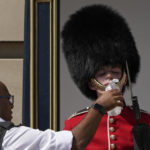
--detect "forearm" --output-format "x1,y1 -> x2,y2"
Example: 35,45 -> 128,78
70,90 -> 124,150
71,108 -> 103,150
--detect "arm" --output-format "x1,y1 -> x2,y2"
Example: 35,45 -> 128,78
71,107 -> 103,150
71,89 -> 124,150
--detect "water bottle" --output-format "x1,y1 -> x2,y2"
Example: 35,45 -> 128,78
105,79 -> 123,116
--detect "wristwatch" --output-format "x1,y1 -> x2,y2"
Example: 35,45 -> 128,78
91,103 -> 106,115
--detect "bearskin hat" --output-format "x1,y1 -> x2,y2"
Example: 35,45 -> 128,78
61,4 -> 140,100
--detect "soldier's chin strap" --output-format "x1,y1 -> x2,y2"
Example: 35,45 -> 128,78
126,61 -> 150,150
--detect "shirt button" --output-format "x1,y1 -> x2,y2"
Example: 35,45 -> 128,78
110,143 -> 116,149
110,134 -> 116,140
110,118 -> 114,123
109,127 -> 115,132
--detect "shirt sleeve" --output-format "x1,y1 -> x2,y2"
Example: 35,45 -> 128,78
2,126 -> 73,150
55,130 -> 73,150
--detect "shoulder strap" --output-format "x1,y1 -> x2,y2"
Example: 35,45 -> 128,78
68,107 -> 90,119
0,121 -> 15,150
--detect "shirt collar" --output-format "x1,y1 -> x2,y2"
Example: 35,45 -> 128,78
0,117 -> 5,122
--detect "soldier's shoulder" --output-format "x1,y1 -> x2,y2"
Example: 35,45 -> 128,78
68,107 -> 90,119
140,109 -> 150,116
128,106 -> 150,115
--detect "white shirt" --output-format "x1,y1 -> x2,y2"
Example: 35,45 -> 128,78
0,118 -> 73,150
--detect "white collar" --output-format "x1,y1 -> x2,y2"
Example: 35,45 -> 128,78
0,117 -> 5,122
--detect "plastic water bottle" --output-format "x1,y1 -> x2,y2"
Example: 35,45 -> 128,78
105,79 -> 123,116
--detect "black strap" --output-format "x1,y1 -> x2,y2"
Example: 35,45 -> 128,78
132,96 -> 141,123
0,121 -> 15,150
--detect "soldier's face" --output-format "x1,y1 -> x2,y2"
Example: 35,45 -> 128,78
95,65 -> 122,86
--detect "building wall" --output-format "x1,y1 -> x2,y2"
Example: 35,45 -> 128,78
0,0 -> 24,124
0,0 -> 24,41
0,59 -> 23,124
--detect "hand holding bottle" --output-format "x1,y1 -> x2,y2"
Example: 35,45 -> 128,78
105,79 -> 123,116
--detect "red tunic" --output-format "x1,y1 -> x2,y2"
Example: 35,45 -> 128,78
64,106 -> 150,150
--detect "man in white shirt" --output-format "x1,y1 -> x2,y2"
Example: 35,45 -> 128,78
0,81 -> 123,150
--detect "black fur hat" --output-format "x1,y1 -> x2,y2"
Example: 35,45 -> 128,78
61,4 -> 140,100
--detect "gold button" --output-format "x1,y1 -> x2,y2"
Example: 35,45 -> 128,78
110,143 -> 116,149
110,134 -> 116,140
109,127 -> 115,132
110,118 -> 114,123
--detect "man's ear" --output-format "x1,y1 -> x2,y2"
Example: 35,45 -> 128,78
88,82 -> 97,91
